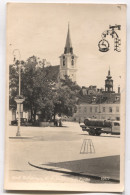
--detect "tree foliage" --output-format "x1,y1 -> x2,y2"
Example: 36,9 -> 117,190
9,56 -> 81,122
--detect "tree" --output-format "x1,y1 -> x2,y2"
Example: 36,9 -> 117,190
9,56 -> 81,123
9,56 -> 52,121
52,76 -> 81,119
61,75 -> 81,92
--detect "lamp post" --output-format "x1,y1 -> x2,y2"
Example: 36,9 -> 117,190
13,49 -> 24,136
98,94 -> 101,119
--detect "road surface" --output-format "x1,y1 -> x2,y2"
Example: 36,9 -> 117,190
8,122 -> 120,184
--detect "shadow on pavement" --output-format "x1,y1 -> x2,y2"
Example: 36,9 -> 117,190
79,134 -> 120,138
28,161 -> 119,184
43,155 -> 120,181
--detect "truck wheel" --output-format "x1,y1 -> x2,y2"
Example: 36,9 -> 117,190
89,131 -> 92,135
96,132 -> 101,136
90,129 -> 96,136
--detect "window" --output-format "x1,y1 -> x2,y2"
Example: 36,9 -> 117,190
71,60 -> 74,65
102,107 -> 105,112
114,122 -> 120,126
116,106 -> 119,112
115,96 -> 120,101
84,107 -> 87,113
90,107 -> 92,112
63,60 -> 65,66
95,107 -> 97,112
109,107 -> 112,112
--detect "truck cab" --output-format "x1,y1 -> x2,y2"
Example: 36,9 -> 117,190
111,121 -> 120,134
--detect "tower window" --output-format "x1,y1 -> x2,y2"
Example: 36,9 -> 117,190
63,56 -> 65,66
71,60 -> 74,65
63,60 -> 65,66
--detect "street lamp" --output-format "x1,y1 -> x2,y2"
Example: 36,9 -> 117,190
13,49 -> 24,136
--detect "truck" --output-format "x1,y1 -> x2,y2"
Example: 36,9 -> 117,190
80,118 -> 120,136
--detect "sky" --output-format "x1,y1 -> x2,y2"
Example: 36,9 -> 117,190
7,3 -> 126,91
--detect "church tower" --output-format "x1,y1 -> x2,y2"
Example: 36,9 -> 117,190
59,24 -> 77,82
105,68 -> 113,92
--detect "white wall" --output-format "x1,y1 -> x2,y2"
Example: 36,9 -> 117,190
73,103 -> 120,122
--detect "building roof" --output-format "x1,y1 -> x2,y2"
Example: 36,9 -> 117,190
77,93 -> 120,104
65,24 -> 72,47
64,24 -> 73,54
106,68 -> 112,80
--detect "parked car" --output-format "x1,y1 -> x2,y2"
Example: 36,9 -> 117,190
11,118 -> 32,126
11,120 -> 17,125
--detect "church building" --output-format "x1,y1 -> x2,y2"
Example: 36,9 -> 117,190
59,24 -> 77,82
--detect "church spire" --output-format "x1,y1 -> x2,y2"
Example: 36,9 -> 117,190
64,23 -> 73,54
107,66 -> 112,79
108,66 -> 110,76
105,67 -> 113,92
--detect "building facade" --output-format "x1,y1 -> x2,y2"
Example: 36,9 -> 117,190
72,69 -> 120,122
73,103 -> 120,122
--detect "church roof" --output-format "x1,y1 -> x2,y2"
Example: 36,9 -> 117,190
64,24 -> 73,54
65,24 -> 72,48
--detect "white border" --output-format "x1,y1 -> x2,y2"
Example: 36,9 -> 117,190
0,0 -> 130,195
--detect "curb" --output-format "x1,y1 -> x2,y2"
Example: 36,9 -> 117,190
28,162 -> 119,183
9,136 -> 34,139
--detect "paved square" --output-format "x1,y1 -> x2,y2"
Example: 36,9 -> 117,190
8,122 -> 120,183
